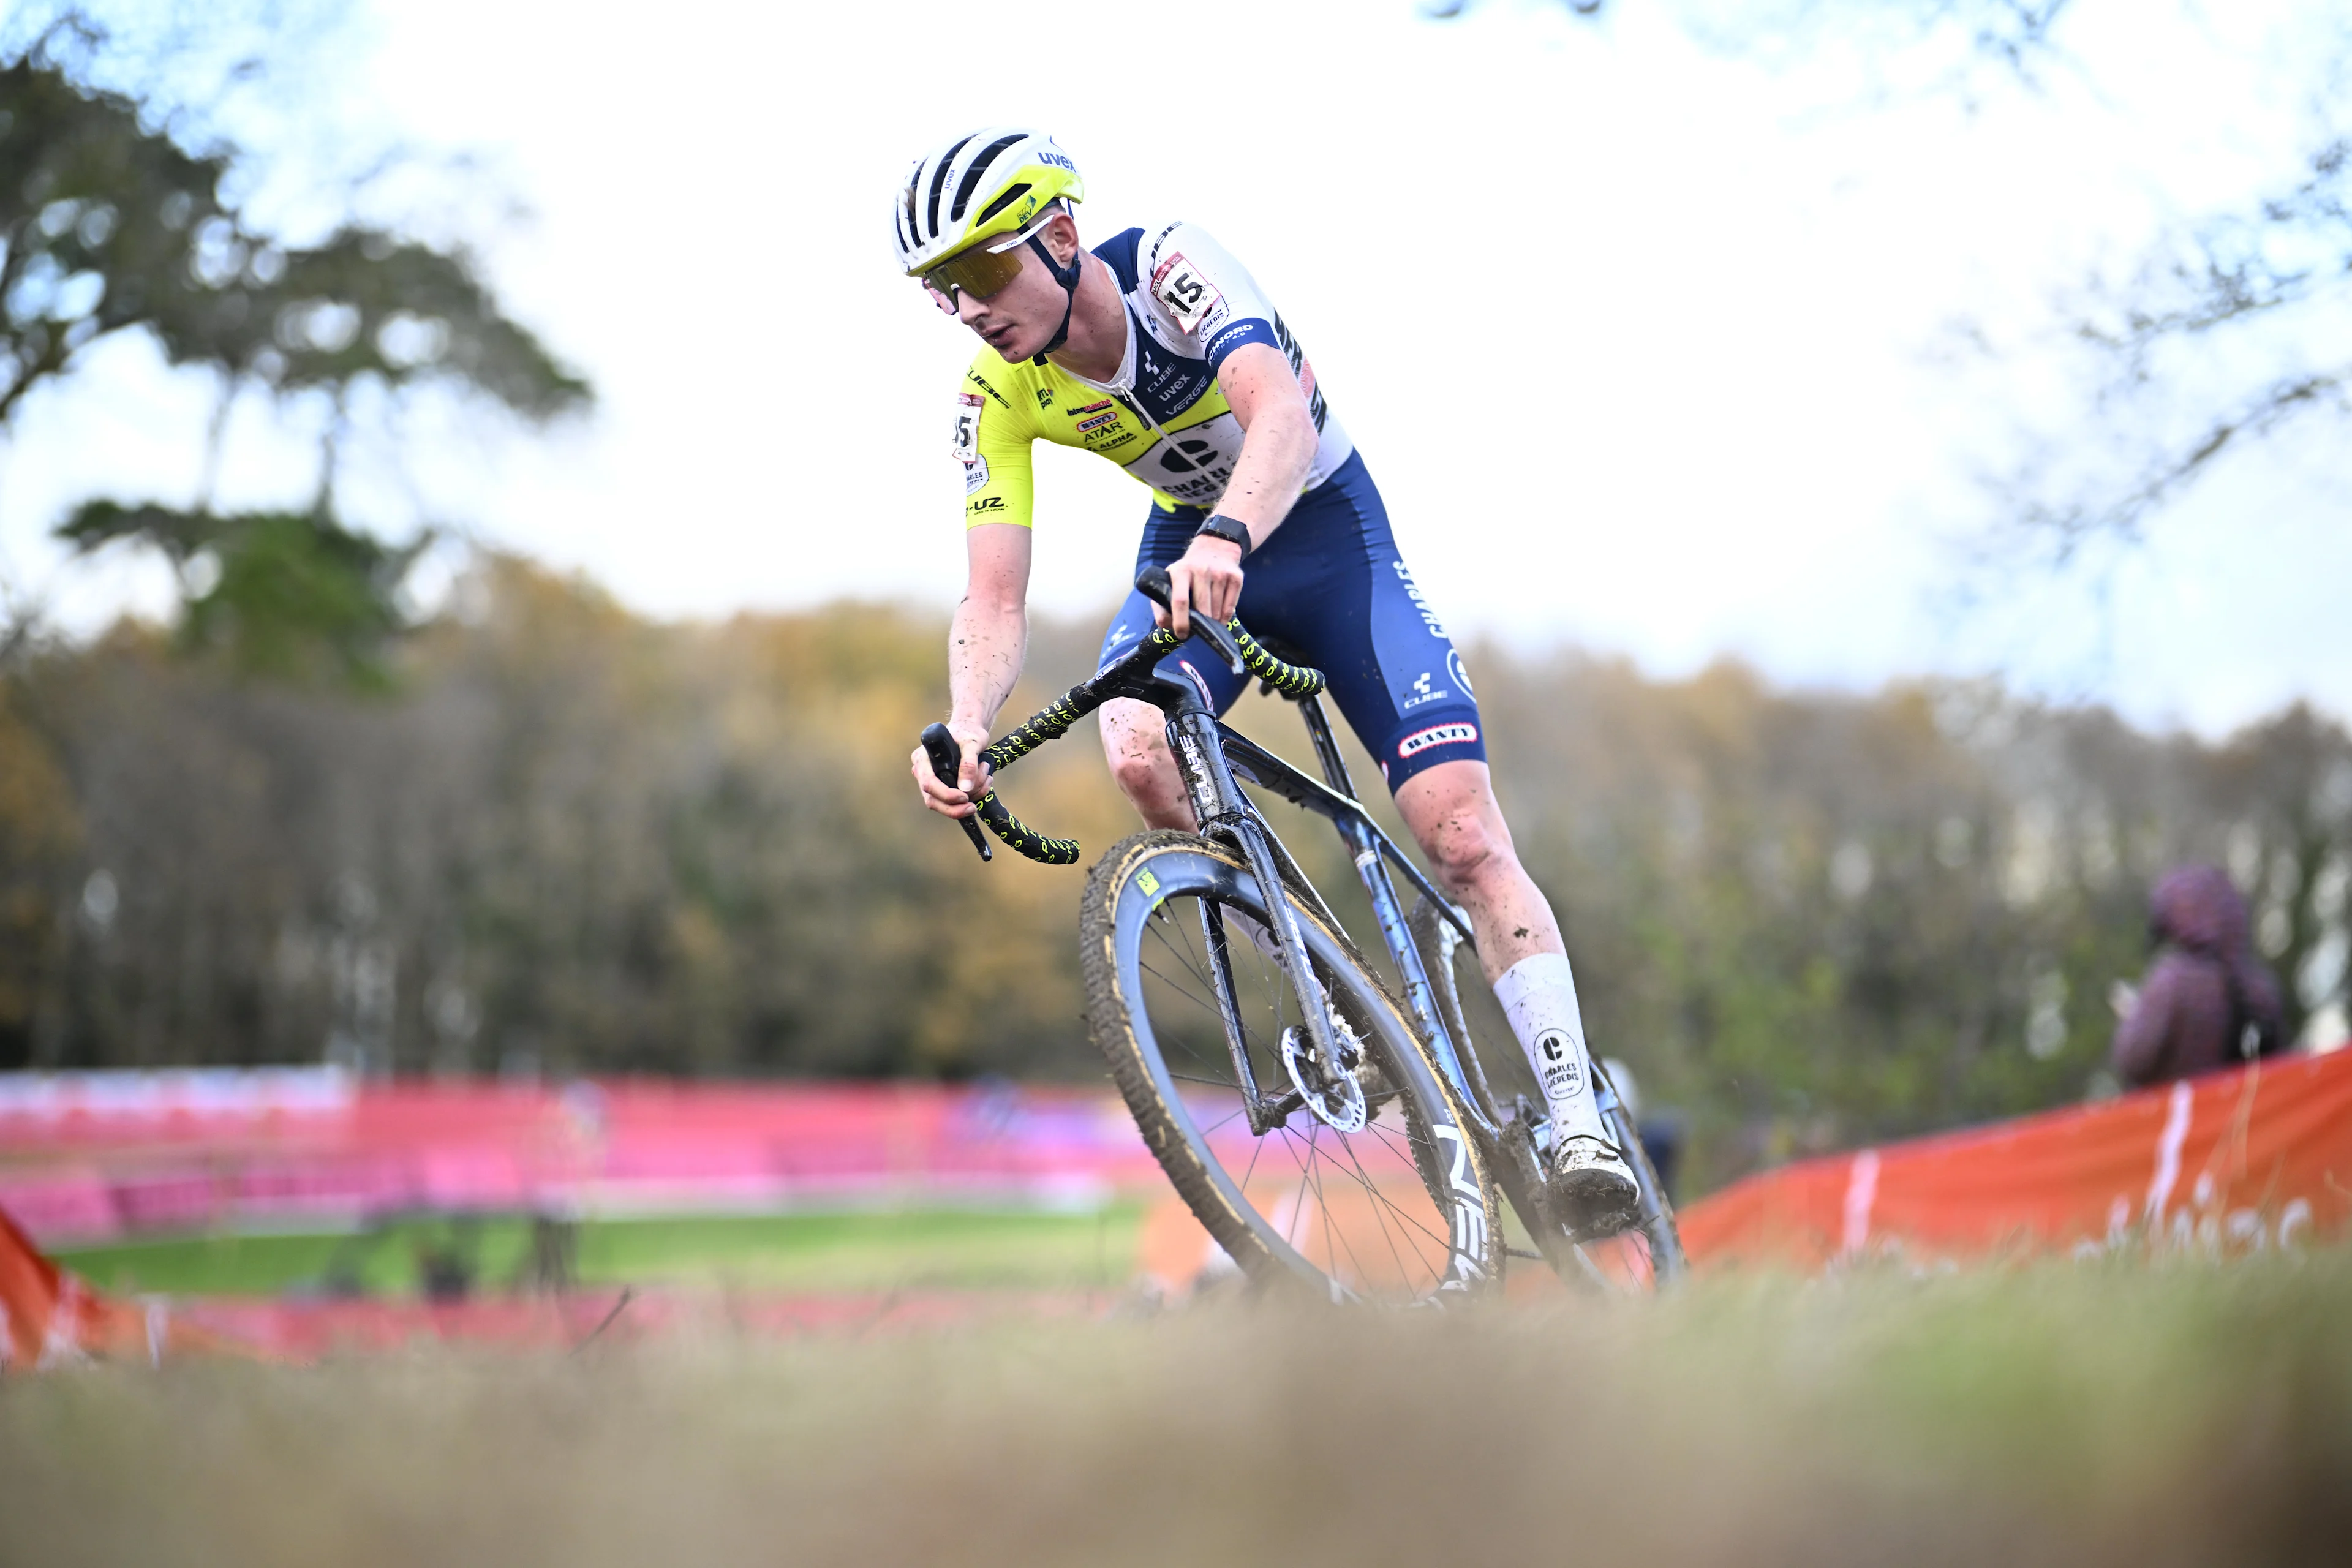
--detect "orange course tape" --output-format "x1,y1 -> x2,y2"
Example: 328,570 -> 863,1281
1678,1047 -> 2352,1272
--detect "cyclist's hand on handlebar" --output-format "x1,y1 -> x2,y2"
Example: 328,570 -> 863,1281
1156,535 -> 1244,640
910,721 -> 993,819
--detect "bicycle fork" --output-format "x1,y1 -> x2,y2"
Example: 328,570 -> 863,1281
1161,702 -> 1354,1136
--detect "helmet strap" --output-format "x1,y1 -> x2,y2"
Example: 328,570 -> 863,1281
1027,233 -> 1082,366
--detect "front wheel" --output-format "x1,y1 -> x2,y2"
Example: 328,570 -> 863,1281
1081,830 -> 1502,1304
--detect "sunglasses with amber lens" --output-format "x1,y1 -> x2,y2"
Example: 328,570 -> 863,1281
921,241 -> 1026,307
919,208 -> 1063,307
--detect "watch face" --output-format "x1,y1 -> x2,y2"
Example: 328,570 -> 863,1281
1198,516 -> 1250,549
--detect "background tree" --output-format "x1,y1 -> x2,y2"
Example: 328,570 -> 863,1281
6,570 -> 2342,1194
1,13 -> 587,682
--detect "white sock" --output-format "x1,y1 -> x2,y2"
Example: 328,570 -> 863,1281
1493,953 -> 1608,1145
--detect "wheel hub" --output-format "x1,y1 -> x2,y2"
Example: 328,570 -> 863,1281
1280,1003 -> 1368,1133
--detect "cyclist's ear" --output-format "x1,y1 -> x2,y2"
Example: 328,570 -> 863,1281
1039,210 -> 1083,267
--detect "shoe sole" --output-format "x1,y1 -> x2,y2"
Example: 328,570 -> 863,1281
1551,1168 -> 1642,1242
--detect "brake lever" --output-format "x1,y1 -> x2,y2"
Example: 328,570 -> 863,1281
920,722 -> 992,862
1135,564 -> 1246,676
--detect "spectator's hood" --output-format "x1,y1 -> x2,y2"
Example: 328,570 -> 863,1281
2151,863 -> 2252,956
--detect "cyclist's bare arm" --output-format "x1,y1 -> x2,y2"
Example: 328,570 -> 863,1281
1157,342 -> 1318,638
912,521 -> 1031,817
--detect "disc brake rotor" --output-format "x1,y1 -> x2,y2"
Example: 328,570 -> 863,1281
1280,1001 -> 1368,1133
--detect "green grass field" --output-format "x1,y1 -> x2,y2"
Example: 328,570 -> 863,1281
51,1205 -> 1148,1298
5,1251 -> 2348,1566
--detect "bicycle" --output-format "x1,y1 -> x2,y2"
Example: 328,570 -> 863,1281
920,566 -> 1684,1304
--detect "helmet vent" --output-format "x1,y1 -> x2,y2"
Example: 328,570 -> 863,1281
925,132 -> 977,238
974,182 -> 1033,227
951,132 -> 1028,223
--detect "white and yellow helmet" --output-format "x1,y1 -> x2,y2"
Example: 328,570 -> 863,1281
890,127 -> 1085,277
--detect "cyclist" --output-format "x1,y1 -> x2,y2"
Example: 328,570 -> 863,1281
897,128 -> 1638,1238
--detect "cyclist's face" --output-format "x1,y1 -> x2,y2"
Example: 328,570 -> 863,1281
933,214 -> 1079,361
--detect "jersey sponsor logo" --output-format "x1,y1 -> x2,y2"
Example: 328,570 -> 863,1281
952,392 -> 982,462
964,369 -> 1009,409
1447,647 -> 1474,698
1150,251 -> 1223,336
1207,322 -> 1260,360
1397,721 -> 1477,759
1128,414 -> 1243,505
967,495 -> 1006,515
1157,437 -> 1223,474
1066,399 -> 1112,417
1402,671 -> 1451,710
1077,413 -> 1117,433
1392,560 -> 1450,638
1036,387 -> 1053,408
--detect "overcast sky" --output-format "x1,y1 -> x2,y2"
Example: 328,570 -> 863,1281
2,0 -> 2344,736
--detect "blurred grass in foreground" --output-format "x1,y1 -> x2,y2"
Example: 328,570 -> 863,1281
53,1207 -> 1145,1297
6,1254 -> 2350,1566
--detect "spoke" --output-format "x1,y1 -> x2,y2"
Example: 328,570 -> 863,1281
1299,1121 -> 1346,1280
1302,1122 -> 1384,1293
1240,1114 -> 1272,1190
1139,956 -> 1219,1020
1335,1129 -> 1428,1291
1325,1118 -> 1453,1265
1193,1099 -> 1252,1137
1145,902 -> 1224,997
1276,1126 -> 1317,1252
1367,1120 -> 1423,1166
1344,1115 -> 1458,1257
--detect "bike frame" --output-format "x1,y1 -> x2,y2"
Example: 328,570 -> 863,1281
1096,625 -> 1643,1161
933,591 -> 1673,1273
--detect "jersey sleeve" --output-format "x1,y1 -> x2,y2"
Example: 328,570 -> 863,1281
954,360 -> 1035,529
1142,222 -> 1284,371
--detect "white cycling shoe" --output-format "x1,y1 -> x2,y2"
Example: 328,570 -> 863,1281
1549,1135 -> 1641,1241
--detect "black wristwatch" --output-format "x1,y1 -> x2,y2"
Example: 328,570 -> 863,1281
1194,513 -> 1253,555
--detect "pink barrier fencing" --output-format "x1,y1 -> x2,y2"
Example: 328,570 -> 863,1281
0,1072 -> 1163,1246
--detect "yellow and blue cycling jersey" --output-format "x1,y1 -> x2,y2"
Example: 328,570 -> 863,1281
953,221 -> 1352,526
950,220 -> 1483,793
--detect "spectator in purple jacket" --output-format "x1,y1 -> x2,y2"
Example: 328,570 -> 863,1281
2109,864 -> 2288,1088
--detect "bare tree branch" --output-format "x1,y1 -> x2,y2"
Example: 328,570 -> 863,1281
2000,137 -> 2352,551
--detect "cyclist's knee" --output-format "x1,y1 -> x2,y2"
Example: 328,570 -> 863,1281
1101,701 -> 1188,822
1398,763 -> 1518,895
1427,817 -> 1510,896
